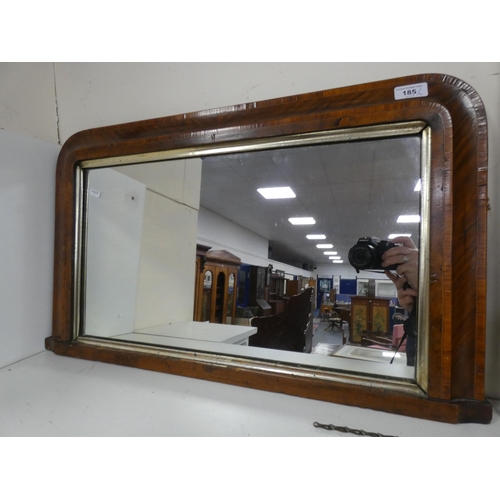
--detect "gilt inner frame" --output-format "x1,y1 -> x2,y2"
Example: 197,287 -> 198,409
74,122 -> 430,389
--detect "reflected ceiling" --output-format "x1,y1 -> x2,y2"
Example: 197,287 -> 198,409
201,136 -> 421,268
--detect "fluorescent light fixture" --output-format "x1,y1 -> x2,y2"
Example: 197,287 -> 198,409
306,234 -> 326,240
328,256 -> 341,260
257,186 -> 296,199
331,260 -> 344,264
289,217 -> 316,225
323,251 -> 338,255
316,243 -> 333,248
388,233 -> 411,239
414,179 -> 422,191
397,215 -> 420,223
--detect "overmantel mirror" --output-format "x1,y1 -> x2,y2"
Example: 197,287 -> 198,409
46,74 -> 491,424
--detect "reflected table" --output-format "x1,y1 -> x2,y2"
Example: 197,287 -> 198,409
329,305 -> 351,335
114,321 -> 257,347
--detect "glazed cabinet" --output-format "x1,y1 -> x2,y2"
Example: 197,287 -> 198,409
194,249 -> 241,324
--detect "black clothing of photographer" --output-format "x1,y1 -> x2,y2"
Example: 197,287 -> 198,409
382,236 -> 419,366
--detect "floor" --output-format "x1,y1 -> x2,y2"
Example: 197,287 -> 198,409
311,311 -> 347,351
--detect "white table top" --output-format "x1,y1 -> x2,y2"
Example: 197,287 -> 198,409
113,320 -> 257,346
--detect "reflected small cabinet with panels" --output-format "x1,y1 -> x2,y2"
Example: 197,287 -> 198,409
349,296 -> 390,343
194,249 -> 241,325
286,280 -> 301,297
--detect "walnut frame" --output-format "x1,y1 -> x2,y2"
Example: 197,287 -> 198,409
46,74 -> 491,424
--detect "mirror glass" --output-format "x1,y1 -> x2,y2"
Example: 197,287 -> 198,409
81,128 -> 424,381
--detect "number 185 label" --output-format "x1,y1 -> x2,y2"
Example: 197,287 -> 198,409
394,82 -> 428,100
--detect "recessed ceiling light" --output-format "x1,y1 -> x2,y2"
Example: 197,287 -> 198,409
414,179 -> 422,191
257,187 -> 296,199
328,256 -> 341,260
306,234 -> 326,240
331,260 -> 344,264
323,251 -> 338,255
316,243 -> 333,248
289,217 -> 316,225
388,233 -> 411,239
397,215 -> 420,223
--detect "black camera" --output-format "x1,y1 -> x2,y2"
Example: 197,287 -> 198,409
348,237 -> 398,273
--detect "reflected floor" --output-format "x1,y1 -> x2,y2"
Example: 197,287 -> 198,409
312,315 -> 346,348
311,314 -> 407,364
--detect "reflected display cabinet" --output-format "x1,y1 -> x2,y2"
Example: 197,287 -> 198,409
193,244 -> 211,322
350,296 -> 391,343
286,280 -> 301,297
194,249 -> 241,325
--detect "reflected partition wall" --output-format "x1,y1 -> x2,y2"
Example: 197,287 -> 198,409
47,74 -> 490,423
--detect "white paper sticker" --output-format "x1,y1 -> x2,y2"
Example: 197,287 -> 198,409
394,82 -> 428,100
89,188 -> 101,198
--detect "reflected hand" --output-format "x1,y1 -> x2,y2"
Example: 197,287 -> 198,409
382,236 -> 419,313
382,236 -> 419,292
384,270 -> 417,312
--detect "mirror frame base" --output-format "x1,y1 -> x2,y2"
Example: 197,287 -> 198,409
45,336 -> 492,424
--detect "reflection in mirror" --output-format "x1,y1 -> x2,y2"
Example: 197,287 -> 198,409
227,273 -> 235,323
82,129 -> 424,381
202,270 -> 212,322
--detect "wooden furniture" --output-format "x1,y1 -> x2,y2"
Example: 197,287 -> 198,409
268,270 -> 286,315
320,303 -> 334,319
48,74 -> 491,423
194,249 -> 241,325
249,288 -> 314,352
248,266 -> 271,316
193,244 -> 211,322
286,280 -> 301,297
269,270 -> 286,298
333,306 -> 351,332
268,300 -> 286,315
308,280 -> 316,307
350,296 -> 391,344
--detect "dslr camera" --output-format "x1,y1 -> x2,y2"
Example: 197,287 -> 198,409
348,237 -> 398,273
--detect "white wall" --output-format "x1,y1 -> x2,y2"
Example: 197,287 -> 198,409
1,62 -> 499,400
85,168 -> 146,337
114,159 -> 202,328
0,129 -> 60,367
134,188 -> 198,328
197,207 -> 312,278
0,63 -> 58,143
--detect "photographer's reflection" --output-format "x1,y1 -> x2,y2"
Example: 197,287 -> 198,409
382,236 -> 419,312
346,235 -> 420,366
382,236 -> 419,366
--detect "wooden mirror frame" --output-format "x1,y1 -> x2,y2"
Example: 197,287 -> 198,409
46,74 -> 491,424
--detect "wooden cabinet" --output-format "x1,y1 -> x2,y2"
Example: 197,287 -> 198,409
268,270 -> 287,315
349,296 -> 390,343
269,270 -> 286,299
194,249 -> 241,325
248,266 -> 273,316
286,280 -> 301,297
249,266 -> 267,303
193,244 -> 211,322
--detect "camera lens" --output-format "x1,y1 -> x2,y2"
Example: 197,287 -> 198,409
348,245 -> 374,268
